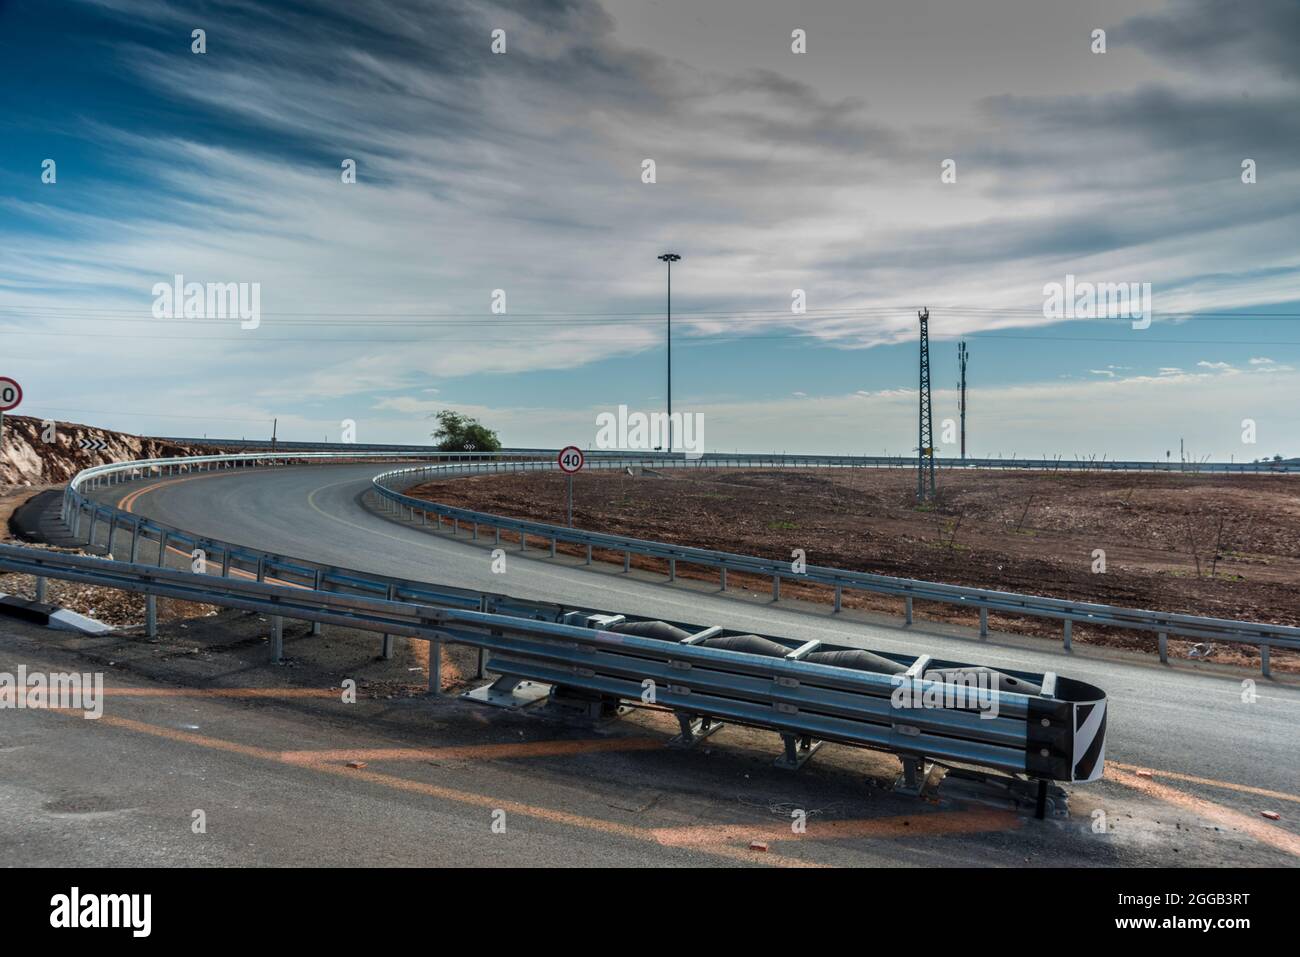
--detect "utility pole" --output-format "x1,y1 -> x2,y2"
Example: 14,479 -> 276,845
957,340 -> 968,459
271,418 -> 277,453
917,308 -> 936,501
657,253 -> 681,453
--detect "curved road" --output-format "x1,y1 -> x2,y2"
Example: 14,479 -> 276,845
92,463 -> 1300,806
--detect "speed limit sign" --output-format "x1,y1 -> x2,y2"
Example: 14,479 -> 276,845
0,377 -> 20,411
0,376 -> 20,453
557,445 -> 585,473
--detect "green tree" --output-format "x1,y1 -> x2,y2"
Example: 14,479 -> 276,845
431,410 -> 501,452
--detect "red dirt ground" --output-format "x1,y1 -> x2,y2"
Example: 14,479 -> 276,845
406,467 -> 1300,671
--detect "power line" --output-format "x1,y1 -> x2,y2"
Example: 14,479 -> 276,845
3,327 -> 1300,347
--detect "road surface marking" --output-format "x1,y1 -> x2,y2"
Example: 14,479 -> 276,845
83,713 -> 820,867
114,475 -> 458,681
277,738 -> 666,765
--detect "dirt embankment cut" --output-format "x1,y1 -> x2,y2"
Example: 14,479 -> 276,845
2,415 -> 228,627
0,413 -> 221,487
405,467 -> 1300,670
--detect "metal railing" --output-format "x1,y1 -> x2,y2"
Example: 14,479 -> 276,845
0,541 -> 1107,800
156,438 -> 1300,473
53,449 -> 1300,676
370,460 -> 1300,676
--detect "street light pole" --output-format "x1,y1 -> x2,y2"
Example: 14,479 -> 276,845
657,252 -> 680,453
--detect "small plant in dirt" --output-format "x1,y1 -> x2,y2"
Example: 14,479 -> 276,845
936,513 -> 965,550
768,519 -> 798,531
1011,492 -> 1036,532
1180,508 -> 1229,578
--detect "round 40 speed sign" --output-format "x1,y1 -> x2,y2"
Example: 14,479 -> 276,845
0,377 -> 22,412
557,445 -> 585,473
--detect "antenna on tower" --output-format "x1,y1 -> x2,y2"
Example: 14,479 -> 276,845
958,341 -> 969,460
917,308 -> 936,501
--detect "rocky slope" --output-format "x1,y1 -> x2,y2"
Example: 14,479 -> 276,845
0,414 -> 221,486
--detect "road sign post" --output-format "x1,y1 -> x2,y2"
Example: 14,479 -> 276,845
0,377 -> 22,456
557,445 -> 585,528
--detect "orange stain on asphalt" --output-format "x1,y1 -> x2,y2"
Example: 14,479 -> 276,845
1106,765 -> 1300,858
84,714 -> 817,866
95,687 -> 340,698
651,807 -> 1020,847
1107,761 -> 1300,806
278,737 -> 666,764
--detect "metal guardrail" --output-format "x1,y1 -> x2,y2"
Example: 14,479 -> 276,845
56,449 -> 1300,676
0,542 -> 1108,812
370,460 -> 1300,676
157,438 -> 1300,473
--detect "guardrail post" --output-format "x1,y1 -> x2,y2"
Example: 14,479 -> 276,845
772,575 -> 780,601
668,558 -> 676,582
1260,644 -> 1271,678
221,548 -> 231,577
35,576 -> 47,603
1158,632 -> 1168,664
978,607 -> 988,638
256,557 -> 266,582
156,531 -> 168,567
494,527 -> 501,545
905,596 -> 913,625
719,565 -> 726,590
87,509 -> 98,548
106,515 -> 118,556
129,522 -> 140,563
146,595 -> 157,638
625,552 -> 632,573
270,615 -> 283,662
428,641 -> 442,695
310,569 -> 324,635
1063,619 -> 1072,652
453,518 -> 459,535
585,544 -> 592,565
519,531 -> 526,552
833,584 -> 841,612
550,537 -> 557,557
381,584 -> 396,658
472,522 -> 478,541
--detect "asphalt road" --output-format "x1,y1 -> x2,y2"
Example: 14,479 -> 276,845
5,461 -> 1284,866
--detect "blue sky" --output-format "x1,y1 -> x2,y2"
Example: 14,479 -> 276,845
2,0 -> 1298,459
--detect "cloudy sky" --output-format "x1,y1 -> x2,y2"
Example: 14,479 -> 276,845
1,0 -> 1297,459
